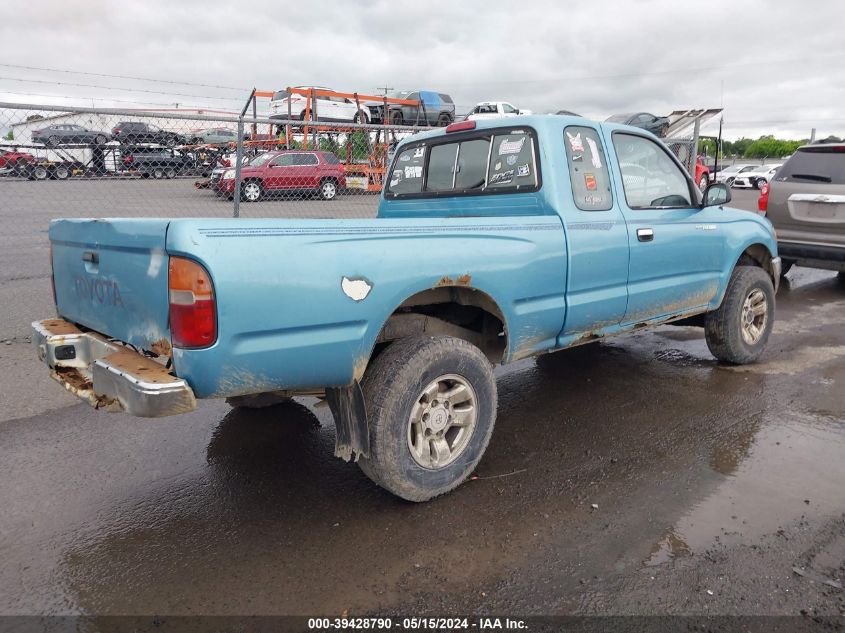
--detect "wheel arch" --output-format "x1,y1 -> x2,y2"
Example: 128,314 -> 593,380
354,283 -> 510,382
713,241 -> 778,309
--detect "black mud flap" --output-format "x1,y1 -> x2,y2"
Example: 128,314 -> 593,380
326,381 -> 369,462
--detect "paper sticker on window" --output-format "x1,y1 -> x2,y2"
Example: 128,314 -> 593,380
517,164 -> 530,177
572,153 -> 583,162
566,131 -> 584,153
586,137 -> 602,169
490,169 -> 514,185
506,155 -> 517,166
585,195 -> 603,205
498,137 -> 525,155
391,170 -> 402,186
584,173 -> 597,191
494,161 -> 501,170
405,165 -> 422,179
399,154 -> 411,162
413,147 -> 425,158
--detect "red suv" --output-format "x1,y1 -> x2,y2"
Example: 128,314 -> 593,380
0,148 -> 36,173
219,150 -> 346,202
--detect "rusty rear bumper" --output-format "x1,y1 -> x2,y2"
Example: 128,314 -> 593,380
32,318 -> 196,417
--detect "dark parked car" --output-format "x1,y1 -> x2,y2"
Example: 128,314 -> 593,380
216,150 -> 346,201
369,91 -> 455,126
760,142 -> 845,276
32,124 -> 111,146
606,112 -> 670,137
112,122 -> 184,147
121,147 -> 195,179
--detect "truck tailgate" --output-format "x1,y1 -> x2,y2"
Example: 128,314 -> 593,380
50,219 -> 172,352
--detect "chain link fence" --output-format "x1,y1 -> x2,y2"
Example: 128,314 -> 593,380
1,102 -> 705,223
0,102 -> 431,221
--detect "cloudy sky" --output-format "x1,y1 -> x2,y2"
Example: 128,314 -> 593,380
1,0 -> 844,140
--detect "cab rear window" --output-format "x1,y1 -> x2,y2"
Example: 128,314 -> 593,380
385,127 -> 539,198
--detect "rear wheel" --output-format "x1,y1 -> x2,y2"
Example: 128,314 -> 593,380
389,110 -> 403,126
357,335 -> 497,502
353,111 -> 369,124
319,178 -> 337,201
15,158 -> 29,175
54,165 -> 69,180
705,266 -> 775,364
755,177 -> 767,189
94,135 -> 107,145
164,167 -> 176,179
437,113 -> 452,127
47,135 -> 60,147
242,180 -> 262,202
152,167 -> 165,179
33,166 -> 48,180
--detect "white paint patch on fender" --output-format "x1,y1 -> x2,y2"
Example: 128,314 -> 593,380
341,276 -> 372,302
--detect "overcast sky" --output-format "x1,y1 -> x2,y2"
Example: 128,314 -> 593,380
1,0 -> 844,140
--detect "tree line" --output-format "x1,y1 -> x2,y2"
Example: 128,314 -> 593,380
700,134 -> 842,159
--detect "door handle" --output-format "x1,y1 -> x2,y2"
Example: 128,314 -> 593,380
637,228 -> 654,242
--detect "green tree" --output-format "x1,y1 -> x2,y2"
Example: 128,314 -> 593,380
2,130 -> 13,141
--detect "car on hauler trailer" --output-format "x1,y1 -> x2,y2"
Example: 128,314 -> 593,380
32,116 -> 780,501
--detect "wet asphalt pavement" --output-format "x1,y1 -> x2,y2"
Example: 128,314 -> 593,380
1,187 -> 844,618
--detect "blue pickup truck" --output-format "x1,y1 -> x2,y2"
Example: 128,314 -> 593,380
33,116 -> 781,501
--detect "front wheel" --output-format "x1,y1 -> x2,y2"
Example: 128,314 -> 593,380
358,335 -> 497,502
94,135 -> 107,145
353,111 -> 369,124
164,167 -> 176,179
755,178 -> 767,189
705,266 -> 775,364
241,180 -> 262,202
437,113 -> 452,127
152,167 -> 165,179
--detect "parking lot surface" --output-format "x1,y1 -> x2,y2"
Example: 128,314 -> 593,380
1,184 -> 843,617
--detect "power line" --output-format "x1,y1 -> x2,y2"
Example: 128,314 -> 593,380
0,90 -> 237,110
0,63 -> 246,92
0,76 -> 244,102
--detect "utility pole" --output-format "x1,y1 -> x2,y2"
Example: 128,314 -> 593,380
377,85 -> 393,96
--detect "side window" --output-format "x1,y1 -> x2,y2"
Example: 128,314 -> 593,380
488,131 -> 536,189
387,145 -> 425,194
301,154 -> 319,166
612,133 -> 692,209
426,143 -> 458,191
271,154 -> 294,167
502,103 -> 516,114
564,126 -> 612,211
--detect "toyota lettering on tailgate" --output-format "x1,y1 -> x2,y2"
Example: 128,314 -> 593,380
74,276 -> 124,307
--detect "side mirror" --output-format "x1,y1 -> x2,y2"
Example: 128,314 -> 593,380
702,183 -> 731,208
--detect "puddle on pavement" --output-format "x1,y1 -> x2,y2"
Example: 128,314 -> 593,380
645,412 -> 845,567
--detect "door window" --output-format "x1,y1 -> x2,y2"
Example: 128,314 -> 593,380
292,153 -> 319,166
502,103 -> 517,114
270,154 -> 295,167
564,126 -> 612,211
612,133 -> 692,208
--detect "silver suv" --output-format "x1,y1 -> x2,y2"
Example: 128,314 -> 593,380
765,143 -> 845,275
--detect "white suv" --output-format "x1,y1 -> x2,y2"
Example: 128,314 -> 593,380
270,86 -> 371,123
732,164 -> 783,189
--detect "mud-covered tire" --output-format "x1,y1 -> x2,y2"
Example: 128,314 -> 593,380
358,335 -> 497,502
705,266 -> 775,365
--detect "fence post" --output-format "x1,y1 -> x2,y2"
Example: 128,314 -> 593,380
690,118 -> 701,176
233,116 -> 244,218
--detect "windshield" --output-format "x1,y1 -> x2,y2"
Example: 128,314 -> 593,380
272,90 -> 289,101
248,152 -> 275,167
607,113 -> 632,123
390,91 -> 412,99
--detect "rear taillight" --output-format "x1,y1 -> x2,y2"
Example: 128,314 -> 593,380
758,183 -> 769,215
168,256 -> 216,348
